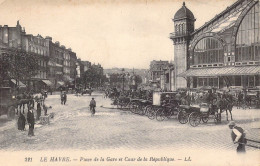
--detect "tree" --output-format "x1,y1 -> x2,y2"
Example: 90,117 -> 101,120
0,47 -> 40,88
81,66 -> 105,88
135,75 -> 143,85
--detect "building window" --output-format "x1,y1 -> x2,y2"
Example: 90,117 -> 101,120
192,37 -> 224,65
198,78 -> 203,87
235,76 -> 242,86
228,56 -> 231,62
256,75 -> 260,86
236,2 -> 260,62
248,76 -> 255,87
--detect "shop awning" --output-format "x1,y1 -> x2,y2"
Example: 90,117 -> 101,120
179,66 -> 260,77
57,81 -> 65,86
42,80 -> 52,86
10,79 -> 26,88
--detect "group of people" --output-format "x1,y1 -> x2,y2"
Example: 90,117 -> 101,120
17,91 -> 51,137
17,104 -> 51,136
60,91 -> 96,116
16,87 -> 250,152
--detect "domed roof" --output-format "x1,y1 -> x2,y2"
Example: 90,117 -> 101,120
174,2 -> 195,21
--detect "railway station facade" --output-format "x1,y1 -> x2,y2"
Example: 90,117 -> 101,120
170,0 -> 260,90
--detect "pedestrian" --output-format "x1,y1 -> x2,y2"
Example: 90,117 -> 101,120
63,92 -> 67,105
60,91 -> 67,105
89,98 -> 96,116
60,91 -> 64,104
43,104 -> 52,116
256,91 -> 260,109
237,91 -> 243,109
36,102 -> 41,120
27,106 -> 35,136
228,121 -> 247,153
17,112 -> 26,131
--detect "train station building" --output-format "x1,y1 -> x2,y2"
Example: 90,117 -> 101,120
170,0 -> 260,90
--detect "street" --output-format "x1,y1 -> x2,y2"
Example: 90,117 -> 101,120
0,92 -> 259,152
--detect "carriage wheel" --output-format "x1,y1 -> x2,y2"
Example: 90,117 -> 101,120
156,108 -> 165,121
214,113 -> 221,124
147,107 -> 156,120
125,102 -> 131,110
201,115 -> 209,123
131,104 -> 138,114
166,109 -> 175,119
138,105 -> 145,116
128,103 -> 134,112
189,112 -> 201,127
7,106 -> 16,120
146,106 -> 153,118
122,102 -> 128,109
129,103 -> 136,113
177,110 -> 188,124
144,105 -> 152,116
136,104 -> 142,115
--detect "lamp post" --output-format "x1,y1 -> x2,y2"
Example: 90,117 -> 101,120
75,62 -> 79,89
121,68 -> 125,92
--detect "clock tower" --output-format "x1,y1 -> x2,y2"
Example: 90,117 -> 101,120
170,2 -> 195,89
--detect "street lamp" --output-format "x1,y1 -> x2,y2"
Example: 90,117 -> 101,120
121,68 -> 125,92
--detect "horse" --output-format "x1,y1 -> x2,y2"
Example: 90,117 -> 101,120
16,93 -> 32,114
193,91 -> 234,122
218,96 -> 234,122
34,93 -> 44,106
107,90 -> 120,99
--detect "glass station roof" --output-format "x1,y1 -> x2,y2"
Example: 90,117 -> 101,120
206,1 -> 251,33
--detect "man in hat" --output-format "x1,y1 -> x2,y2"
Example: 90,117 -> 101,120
63,91 -> 67,105
36,102 -> 41,120
43,104 -> 52,116
17,112 -> 26,131
228,121 -> 246,153
27,106 -> 35,136
89,98 -> 96,116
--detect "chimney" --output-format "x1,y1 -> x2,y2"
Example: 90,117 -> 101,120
45,36 -> 52,41
61,45 -> 66,49
55,41 -> 60,46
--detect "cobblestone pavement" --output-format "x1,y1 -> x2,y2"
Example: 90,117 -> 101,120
0,92 -> 259,152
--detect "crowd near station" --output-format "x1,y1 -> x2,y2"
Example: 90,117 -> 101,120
106,86 -> 260,124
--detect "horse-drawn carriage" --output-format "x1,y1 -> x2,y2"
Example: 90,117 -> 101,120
0,87 -> 17,120
177,88 -> 235,126
246,87 -> 260,108
146,91 -> 179,121
129,98 -> 152,115
177,102 -> 221,127
81,88 -> 93,96
114,96 -> 131,109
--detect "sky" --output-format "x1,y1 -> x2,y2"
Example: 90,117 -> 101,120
0,0 -> 237,69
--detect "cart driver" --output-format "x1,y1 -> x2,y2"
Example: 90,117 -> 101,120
175,92 -> 181,105
228,121 -> 247,153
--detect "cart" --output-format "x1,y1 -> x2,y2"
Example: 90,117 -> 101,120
188,103 -> 220,127
146,91 -> 179,121
0,87 -> 18,120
